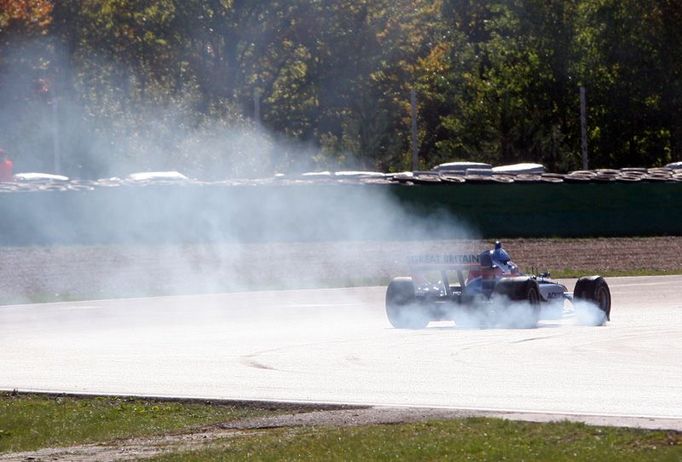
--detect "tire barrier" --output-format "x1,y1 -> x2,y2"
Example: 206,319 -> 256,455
1,166 -> 682,193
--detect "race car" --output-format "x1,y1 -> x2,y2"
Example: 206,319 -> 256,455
386,241 -> 611,329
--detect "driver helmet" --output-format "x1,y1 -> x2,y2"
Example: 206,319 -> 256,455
491,240 -> 511,265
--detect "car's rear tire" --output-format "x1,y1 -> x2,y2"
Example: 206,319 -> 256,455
385,277 -> 429,329
574,276 -> 611,325
493,277 -> 541,328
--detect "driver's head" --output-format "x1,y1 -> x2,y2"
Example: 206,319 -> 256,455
492,241 -> 511,264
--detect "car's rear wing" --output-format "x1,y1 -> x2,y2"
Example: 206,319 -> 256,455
407,254 -> 482,272
408,254 -> 483,290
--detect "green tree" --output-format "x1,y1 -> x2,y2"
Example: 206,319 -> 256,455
576,0 -> 682,166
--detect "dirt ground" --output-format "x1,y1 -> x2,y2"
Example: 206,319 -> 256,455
475,236 -> 682,275
1,237 -> 681,302
1,237 -> 681,304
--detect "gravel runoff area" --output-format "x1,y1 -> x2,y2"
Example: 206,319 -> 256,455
1,237 -> 681,304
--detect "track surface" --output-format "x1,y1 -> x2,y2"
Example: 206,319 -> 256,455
1,276 -> 681,427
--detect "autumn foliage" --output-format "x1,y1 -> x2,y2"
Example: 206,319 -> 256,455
0,1 -> 681,177
0,0 -> 53,31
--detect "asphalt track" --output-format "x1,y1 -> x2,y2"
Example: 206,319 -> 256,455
1,276 -> 681,429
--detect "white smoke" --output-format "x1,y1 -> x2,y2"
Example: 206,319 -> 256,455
2,35 -> 608,340
0,35 -> 485,307
572,299 -> 608,326
448,296 -> 541,330
386,287 -> 609,330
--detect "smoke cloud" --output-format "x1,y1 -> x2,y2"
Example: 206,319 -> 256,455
0,40 -> 484,307
1,36 -> 608,336
572,299 -> 609,326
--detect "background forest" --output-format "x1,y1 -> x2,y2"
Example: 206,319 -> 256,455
1,0 -> 681,179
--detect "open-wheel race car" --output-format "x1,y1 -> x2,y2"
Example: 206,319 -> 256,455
386,241 -> 611,329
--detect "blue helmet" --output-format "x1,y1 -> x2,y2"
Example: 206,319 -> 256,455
492,241 -> 511,264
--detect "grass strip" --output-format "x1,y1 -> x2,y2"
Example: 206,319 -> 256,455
550,268 -> 682,279
1,394 -> 680,460
0,393 -> 284,454
153,418 -> 682,462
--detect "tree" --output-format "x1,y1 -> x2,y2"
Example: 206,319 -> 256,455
0,0 -> 54,171
575,0 -> 682,166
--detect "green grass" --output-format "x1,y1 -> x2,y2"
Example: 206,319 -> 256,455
153,418 -> 682,462
0,393 -> 282,454
1,394 -> 680,460
548,268 -> 682,279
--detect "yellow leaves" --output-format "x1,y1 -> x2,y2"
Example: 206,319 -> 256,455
418,42 -> 450,75
369,70 -> 387,83
644,94 -> 661,109
289,59 -> 308,80
0,0 -> 52,32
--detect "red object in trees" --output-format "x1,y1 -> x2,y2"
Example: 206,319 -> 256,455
0,150 -> 14,182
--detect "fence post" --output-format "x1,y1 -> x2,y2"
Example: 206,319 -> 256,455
580,86 -> 589,170
411,88 -> 418,171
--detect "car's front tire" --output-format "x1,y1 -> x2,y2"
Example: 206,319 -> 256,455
574,276 -> 611,325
